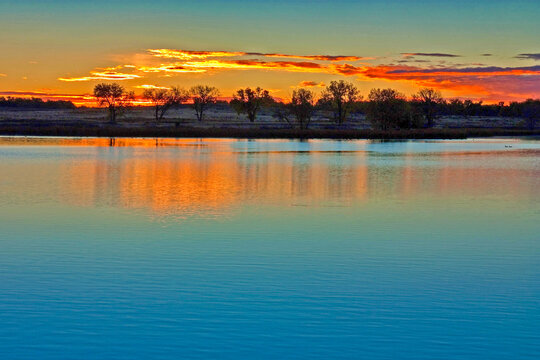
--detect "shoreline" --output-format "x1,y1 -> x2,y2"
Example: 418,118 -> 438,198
0,125 -> 539,140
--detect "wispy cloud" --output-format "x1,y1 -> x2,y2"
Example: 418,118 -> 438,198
58,67 -> 142,82
402,52 -> 461,58
515,53 -> 540,60
148,49 -> 244,60
148,49 -> 370,62
396,59 -> 431,63
135,64 -> 206,74
377,65 -> 540,76
133,84 -> 171,89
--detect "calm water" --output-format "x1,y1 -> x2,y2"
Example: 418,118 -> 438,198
0,136 -> 539,359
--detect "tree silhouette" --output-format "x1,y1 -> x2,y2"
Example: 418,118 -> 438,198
412,88 -> 443,127
522,99 -> 540,129
367,88 -> 411,130
0,97 -> 75,109
188,85 -> 220,122
231,87 -> 273,122
319,80 -> 359,125
93,83 -> 134,123
289,89 -> 316,129
229,98 -> 244,120
143,87 -> 188,123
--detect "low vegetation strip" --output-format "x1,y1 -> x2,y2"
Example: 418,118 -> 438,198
1,125 -> 538,140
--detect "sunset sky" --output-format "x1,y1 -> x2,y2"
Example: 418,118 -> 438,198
1,0 -> 539,104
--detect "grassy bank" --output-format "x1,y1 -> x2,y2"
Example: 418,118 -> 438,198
0,125 -> 539,140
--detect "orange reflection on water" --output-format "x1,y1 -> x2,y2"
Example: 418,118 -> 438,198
56,142 -> 370,218
2,137 -> 537,219
0,137 -> 230,148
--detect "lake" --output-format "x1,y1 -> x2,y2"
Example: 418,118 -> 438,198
0,136 -> 539,359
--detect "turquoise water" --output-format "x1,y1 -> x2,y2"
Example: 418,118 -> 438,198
0,137 -> 539,359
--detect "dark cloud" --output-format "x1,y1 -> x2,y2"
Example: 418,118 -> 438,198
397,59 -> 431,63
386,65 -> 540,74
515,53 -> 540,60
245,53 -> 367,61
298,81 -> 325,87
231,60 -> 324,69
402,52 -> 461,58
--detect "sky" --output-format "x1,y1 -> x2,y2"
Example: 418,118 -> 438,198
1,0 -> 539,105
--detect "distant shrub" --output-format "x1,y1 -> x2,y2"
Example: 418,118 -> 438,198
0,97 -> 76,109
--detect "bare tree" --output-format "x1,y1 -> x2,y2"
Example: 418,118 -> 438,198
231,87 -> 273,122
289,89 -> 316,129
93,83 -> 134,123
188,85 -> 220,121
319,80 -> 359,125
412,88 -> 444,127
271,102 -> 293,128
143,86 -> 188,123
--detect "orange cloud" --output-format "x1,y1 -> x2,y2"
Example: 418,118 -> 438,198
297,81 -> 326,87
54,47 -> 540,102
331,63 -> 365,75
148,49 -> 245,60
358,64 -> 540,101
136,64 -> 206,73
374,65 -> 540,78
136,59 -> 326,74
228,60 -> 324,72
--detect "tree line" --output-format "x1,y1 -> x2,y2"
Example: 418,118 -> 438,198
7,83 -> 536,129
93,82 -> 540,130
0,96 -> 76,109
